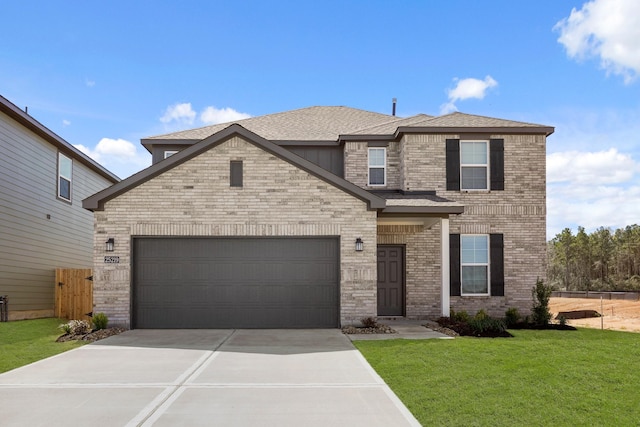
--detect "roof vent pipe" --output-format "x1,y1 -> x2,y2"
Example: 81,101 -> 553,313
392,98 -> 397,116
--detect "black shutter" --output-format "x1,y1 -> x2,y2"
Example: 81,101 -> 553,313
490,234 -> 504,296
446,139 -> 460,191
230,161 -> 243,187
490,139 -> 504,191
450,234 -> 461,296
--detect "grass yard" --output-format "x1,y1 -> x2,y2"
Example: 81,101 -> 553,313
355,329 -> 640,426
0,318 -> 85,373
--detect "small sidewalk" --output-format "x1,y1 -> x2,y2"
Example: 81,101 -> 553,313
345,319 -> 453,341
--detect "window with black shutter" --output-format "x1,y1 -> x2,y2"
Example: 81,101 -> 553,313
446,139 -> 504,191
450,233 -> 504,297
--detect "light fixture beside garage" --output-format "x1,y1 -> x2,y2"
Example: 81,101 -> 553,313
105,238 -> 115,252
355,237 -> 363,252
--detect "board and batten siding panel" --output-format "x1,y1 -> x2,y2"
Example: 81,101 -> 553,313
0,112 -> 114,314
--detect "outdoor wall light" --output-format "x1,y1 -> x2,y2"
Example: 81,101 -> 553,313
105,238 -> 115,252
355,237 -> 364,252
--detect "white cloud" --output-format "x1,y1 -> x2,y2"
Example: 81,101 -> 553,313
74,138 -> 151,179
62,119 -> 71,126
85,79 -> 95,87
547,148 -> 636,185
160,102 -> 196,125
546,148 -> 640,239
440,76 -> 498,114
200,106 -> 251,125
555,0 -> 640,83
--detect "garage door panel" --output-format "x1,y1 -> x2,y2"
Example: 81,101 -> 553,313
133,237 -> 339,328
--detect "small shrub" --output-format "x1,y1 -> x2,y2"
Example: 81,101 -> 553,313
532,278 -> 553,327
361,317 -> 378,328
92,312 -> 109,330
451,310 -> 470,323
558,315 -> 567,326
505,308 -> 521,328
468,316 -> 506,335
58,322 -> 72,334
474,309 -> 489,321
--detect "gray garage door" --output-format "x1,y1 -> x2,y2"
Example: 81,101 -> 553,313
132,237 -> 339,329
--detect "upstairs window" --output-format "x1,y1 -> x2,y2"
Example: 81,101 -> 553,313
446,139 -> 504,191
164,150 -> 178,159
460,141 -> 488,190
230,160 -> 243,187
58,152 -> 72,202
368,147 -> 386,186
460,235 -> 489,295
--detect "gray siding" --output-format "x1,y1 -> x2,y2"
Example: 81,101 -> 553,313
0,113 -> 114,314
151,145 -> 186,165
285,146 -> 344,177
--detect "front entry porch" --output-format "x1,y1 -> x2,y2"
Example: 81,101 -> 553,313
376,216 -> 453,318
370,189 -> 464,319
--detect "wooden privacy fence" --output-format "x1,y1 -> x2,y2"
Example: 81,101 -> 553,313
55,268 -> 93,321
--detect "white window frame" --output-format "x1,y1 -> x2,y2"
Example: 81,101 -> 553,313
164,150 -> 179,159
460,140 -> 489,190
368,147 -> 386,186
460,234 -> 490,296
57,152 -> 72,202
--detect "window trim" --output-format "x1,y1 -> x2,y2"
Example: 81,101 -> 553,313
164,150 -> 179,159
460,234 -> 491,296
57,152 -> 72,203
459,140 -> 489,191
368,147 -> 387,187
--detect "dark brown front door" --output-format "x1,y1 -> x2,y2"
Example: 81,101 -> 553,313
377,245 -> 405,316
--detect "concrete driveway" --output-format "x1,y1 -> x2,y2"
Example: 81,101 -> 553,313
0,329 -> 420,426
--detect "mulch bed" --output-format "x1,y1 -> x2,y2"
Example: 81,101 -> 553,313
437,317 -> 578,337
56,327 -> 127,343
342,324 -> 397,334
437,317 -> 513,338
508,322 -> 577,331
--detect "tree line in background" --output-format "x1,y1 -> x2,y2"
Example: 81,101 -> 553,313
547,225 -> 640,291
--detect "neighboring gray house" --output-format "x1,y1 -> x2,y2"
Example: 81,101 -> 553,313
84,106 -> 553,329
0,94 -> 119,320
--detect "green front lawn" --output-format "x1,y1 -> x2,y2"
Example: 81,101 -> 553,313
356,329 -> 640,426
0,318 -> 85,373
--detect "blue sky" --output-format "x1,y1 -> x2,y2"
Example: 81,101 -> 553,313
2,0 -> 639,239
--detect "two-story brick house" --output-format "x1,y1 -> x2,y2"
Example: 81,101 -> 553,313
83,106 -> 553,328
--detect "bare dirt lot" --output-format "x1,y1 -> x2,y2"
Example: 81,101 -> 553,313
549,297 -> 640,333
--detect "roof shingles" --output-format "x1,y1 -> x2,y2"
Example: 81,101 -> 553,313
146,106 -> 396,141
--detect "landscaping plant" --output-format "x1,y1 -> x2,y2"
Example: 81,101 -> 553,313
92,312 -> 109,330
504,307 -> 520,328
438,309 -> 510,337
531,278 -> 553,326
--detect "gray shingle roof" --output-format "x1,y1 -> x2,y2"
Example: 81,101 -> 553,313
146,106 -> 396,141
351,114 -> 433,135
405,111 -> 547,128
146,108 -> 553,143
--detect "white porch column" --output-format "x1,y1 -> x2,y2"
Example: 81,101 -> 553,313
440,217 -> 450,317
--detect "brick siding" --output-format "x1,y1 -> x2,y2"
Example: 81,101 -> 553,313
93,136 -> 377,327
354,133 -> 546,318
